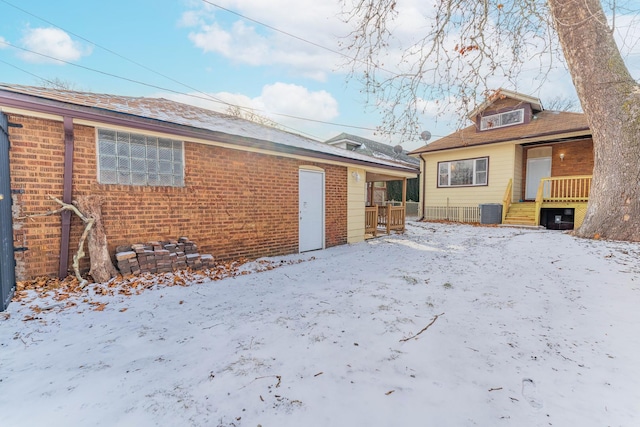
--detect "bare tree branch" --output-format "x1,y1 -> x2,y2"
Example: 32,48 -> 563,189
19,195 -> 95,287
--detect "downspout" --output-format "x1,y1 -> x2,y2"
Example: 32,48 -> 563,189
58,116 -> 74,279
419,154 -> 426,220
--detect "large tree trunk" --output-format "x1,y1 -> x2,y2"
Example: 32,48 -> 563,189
548,0 -> 640,241
76,195 -> 118,283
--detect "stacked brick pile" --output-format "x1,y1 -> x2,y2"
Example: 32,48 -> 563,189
115,250 -> 140,276
114,237 -> 215,276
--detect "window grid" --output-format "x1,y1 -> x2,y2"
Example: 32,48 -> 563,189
438,157 -> 488,187
97,129 -> 184,187
480,109 -> 524,131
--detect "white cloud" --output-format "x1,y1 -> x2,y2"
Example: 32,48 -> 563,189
159,82 -> 339,138
18,27 -> 91,64
0,36 -> 7,48
182,0 -> 350,81
259,82 -> 338,121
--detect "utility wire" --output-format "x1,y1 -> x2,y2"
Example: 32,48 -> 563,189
0,41 -> 388,137
200,0 -> 405,76
0,0 -> 303,132
0,0 -> 404,138
0,57 -> 57,85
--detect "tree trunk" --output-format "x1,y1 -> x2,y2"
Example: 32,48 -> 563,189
548,0 -> 640,241
76,195 -> 118,283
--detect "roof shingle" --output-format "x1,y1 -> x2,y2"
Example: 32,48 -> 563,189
409,110 -> 589,155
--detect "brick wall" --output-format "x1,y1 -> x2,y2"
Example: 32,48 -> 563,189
8,113 -> 348,280
550,138 -> 594,177
521,139 -> 594,197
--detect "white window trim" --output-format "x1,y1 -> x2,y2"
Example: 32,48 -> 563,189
480,108 -> 525,131
438,157 -> 488,187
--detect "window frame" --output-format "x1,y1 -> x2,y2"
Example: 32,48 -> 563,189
96,128 -> 185,187
437,157 -> 489,188
479,108 -> 525,131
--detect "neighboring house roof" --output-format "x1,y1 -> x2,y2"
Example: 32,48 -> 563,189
325,132 -> 420,169
410,92 -> 590,156
0,83 -> 417,173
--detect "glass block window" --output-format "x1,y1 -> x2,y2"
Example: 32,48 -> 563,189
97,129 -> 184,186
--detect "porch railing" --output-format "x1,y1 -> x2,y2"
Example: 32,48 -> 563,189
365,206 -> 378,236
534,175 -> 592,225
502,178 -> 513,223
540,175 -> 592,202
365,205 -> 406,236
382,205 -> 406,234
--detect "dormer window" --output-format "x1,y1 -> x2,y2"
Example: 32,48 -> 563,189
480,108 -> 525,131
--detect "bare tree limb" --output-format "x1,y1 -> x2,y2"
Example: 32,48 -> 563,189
400,312 -> 444,342
18,195 -> 95,287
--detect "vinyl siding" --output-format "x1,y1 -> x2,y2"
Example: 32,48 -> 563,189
423,142 -> 516,207
347,167 -> 366,243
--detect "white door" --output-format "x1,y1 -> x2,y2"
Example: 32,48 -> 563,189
299,170 -> 324,252
525,157 -> 552,199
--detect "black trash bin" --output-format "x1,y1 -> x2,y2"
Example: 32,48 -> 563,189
479,203 -> 503,224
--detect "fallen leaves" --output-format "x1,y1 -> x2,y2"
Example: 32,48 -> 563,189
12,256 -> 315,320
90,302 -> 108,312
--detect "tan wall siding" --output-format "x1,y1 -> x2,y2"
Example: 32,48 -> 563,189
423,143 -> 516,207
513,145 -> 523,202
9,114 -> 347,279
347,167 -> 366,243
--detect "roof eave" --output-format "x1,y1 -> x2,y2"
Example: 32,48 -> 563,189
467,89 -> 543,120
0,90 -> 416,174
410,127 -> 591,155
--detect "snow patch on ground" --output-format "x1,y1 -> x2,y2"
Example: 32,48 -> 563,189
1,222 -> 640,426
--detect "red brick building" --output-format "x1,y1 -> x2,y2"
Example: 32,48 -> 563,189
0,84 -> 417,287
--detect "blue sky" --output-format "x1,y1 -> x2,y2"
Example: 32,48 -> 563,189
1,0 -> 638,151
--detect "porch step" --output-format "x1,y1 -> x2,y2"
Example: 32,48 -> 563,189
503,202 -> 537,226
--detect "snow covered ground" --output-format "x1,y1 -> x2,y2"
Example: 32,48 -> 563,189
1,221 -> 640,427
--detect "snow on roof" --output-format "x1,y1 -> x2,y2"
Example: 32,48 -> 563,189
325,132 -> 420,169
0,83 -> 416,172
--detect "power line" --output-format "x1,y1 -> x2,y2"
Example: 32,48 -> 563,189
0,0 -> 405,139
0,57 -> 57,85
199,0 -> 402,76
0,41 -> 389,137
0,0 -> 311,133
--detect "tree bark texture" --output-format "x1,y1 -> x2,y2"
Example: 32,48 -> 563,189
548,0 -> 640,241
76,195 -> 118,283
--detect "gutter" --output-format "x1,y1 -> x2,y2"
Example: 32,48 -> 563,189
409,128 -> 591,156
0,91 -> 416,174
59,116 -> 74,279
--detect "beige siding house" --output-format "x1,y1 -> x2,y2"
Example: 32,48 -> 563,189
410,89 -> 593,229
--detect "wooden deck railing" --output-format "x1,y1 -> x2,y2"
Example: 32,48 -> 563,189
535,175 -> 592,225
365,205 -> 406,236
365,206 -> 378,236
502,178 -> 513,223
384,205 -> 406,234
540,175 -> 592,202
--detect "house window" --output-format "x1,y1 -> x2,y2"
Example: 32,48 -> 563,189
97,129 -> 184,186
480,108 -> 524,130
438,157 -> 488,187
